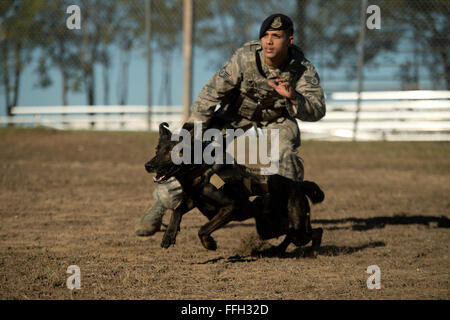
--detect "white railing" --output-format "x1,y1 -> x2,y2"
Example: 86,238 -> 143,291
2,105 -> 184,132
300,90 -> 450,141
1,90 -> 449,141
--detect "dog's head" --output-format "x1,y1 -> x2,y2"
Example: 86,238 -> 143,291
145,122 -> 185,183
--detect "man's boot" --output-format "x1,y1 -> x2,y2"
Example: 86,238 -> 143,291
287,180 -> 312,246
135,200 -> 166,237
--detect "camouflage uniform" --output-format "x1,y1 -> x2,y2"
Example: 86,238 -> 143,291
189,40 -> 326,182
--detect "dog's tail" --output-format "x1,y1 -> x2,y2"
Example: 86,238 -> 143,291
301,180 -> 325,204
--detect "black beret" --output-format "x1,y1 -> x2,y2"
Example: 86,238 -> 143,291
259,14 -> 294,39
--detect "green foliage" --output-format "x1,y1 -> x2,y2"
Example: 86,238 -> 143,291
194,0 -> 282,67
386,0 -> 449,89
0,0 -> 46,113
312,0 -> 448,86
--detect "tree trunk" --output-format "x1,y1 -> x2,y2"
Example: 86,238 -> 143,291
103,64 -> 110,105
159,50 -> 172,108
1,40 -> 12,117
117,49 -> 130,129
61,69 -> 68,106
59,68 -> 69,127
295,0 -> 308,53
12,42 -> 22,109
87,73 -> 95,106
86,73 -> 95,128
446,62 -> 450,91
80,18 -> 96,107
164,51 -> 172,107
118,49 -> 130,106
57,38 -> 68,107
426,34 -> 450,91
442,50 -> 450,90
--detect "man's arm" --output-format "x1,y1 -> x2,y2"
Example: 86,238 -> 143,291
290,60 -> 326,122
188,48 -> 244,123
267,60 -> 326,122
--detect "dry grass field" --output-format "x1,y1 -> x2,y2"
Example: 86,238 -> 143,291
0,128 -> 449,300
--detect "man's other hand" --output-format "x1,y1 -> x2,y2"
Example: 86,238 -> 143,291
268,73 -> 297,105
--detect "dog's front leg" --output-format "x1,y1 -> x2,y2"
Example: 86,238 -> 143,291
161,208 -> 180,248
161,199 -> 193,249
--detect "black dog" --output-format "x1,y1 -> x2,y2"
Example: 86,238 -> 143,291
145,123 -> 324,255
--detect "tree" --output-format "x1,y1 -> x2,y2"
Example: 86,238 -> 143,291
194,0 -> 282,67
113,0 -> 145,106
310,0 -> 401,79
0,0 -> 45,118
305,0 -> 448,90
35,0 -> 83,106
387,0 -> 449,90
294,0 -> 309,54
152,0 -> 182,106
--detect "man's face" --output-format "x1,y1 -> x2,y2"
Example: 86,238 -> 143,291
261,30 -> 293,62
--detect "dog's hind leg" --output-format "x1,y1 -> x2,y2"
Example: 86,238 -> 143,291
303,228 -> 322,258
310,228 -> 323,255
198,204 -> 235,250
275,235 -> 292,253
260,234 -> 292,257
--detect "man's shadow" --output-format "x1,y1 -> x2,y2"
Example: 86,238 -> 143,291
252,241 -> 386,259
195,214 -> 449,263
313,214 -> 450,231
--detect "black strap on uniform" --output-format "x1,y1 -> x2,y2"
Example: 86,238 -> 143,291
255,51 -> 267,79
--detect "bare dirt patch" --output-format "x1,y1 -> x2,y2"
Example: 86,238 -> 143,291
0,128 -> 449,299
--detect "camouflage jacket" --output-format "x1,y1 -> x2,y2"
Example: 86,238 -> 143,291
190,40 -> 326,124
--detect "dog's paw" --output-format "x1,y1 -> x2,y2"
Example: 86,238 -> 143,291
200,235 -> 217,251
161,233 -> 176,249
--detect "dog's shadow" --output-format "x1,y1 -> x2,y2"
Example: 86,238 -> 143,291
314,214 -> 450,231
195,241 -> 386,264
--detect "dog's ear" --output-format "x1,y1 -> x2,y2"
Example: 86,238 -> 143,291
182,122 -> 194,132
159,122 -> 171,138
181,122 -> 195,137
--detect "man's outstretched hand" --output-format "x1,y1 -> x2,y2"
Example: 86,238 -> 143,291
268,73 -> 297,105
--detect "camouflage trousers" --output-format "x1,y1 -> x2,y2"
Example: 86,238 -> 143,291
140,177 -> 183,224
152,176 -> 184,209
228,116 -> 305,182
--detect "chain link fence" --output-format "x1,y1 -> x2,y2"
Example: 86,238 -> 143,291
0,0 -> 448,115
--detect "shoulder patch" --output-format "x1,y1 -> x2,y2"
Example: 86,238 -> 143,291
244,40 -> 261,53
304,74 -> 320,86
